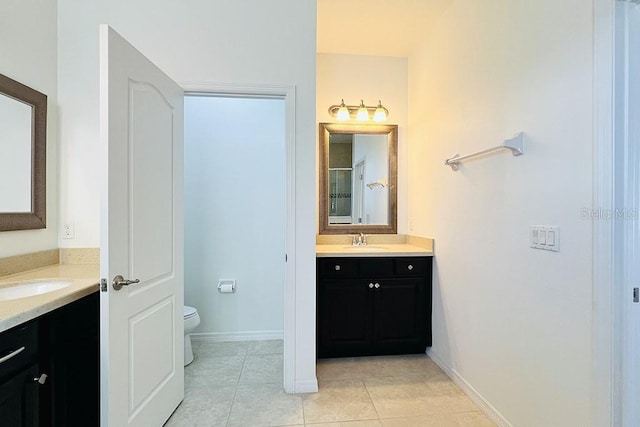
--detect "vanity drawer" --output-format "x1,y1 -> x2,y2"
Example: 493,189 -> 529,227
0,321 -> 38,381
394,258 -> 427,276
359,258 -> 394,276
319,258 -> 358,278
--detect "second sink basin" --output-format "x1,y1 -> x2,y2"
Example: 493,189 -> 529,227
0,281 -> 72,301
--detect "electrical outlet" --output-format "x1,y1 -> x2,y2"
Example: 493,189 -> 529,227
63,222 -> 75,239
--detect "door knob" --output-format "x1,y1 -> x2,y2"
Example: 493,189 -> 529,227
369,283 -> 374,289
407,264 -> 414,271
374,283 -> 380,289
112,275 -> 140,290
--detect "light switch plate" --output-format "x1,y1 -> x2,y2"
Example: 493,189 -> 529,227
530,225 -> 559,252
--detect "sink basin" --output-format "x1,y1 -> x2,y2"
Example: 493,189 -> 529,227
342,246 -> 388,251
0,281 -> 72,301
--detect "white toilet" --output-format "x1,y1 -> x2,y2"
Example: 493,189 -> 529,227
183,305 -> 201,366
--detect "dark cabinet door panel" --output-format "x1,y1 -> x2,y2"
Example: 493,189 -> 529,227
374,279 -> 426,353
318,280 -> 373,357
0,363 -> 39,427
44,292 -> 99,427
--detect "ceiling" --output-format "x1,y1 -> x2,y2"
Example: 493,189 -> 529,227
317,0 -> 452,57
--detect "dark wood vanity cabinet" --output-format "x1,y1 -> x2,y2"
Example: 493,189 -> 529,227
317,256 -> 432,358
0,292 -> 99,427
0,321 -> 40,427
40,292 -> 99,427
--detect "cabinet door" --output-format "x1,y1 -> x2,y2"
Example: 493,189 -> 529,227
0,363 -> 39,427
373,278 -> 427,354
317,279 -> 373,358
43,293 -> 99,426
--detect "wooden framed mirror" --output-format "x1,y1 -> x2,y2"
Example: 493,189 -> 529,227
0,73 -> 47,231
319,122 -> 397,235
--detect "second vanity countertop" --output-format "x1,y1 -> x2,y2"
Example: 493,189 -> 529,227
316,243 -> 433,258
0,264 -> 100,333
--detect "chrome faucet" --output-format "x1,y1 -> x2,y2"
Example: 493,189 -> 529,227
351,233 -> 368,246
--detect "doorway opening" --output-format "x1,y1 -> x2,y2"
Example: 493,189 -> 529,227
183,93 -> 288,385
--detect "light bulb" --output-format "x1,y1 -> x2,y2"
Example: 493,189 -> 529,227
356,100 -> 369,121
336,99 -> 349,121
373,100 -> 388,122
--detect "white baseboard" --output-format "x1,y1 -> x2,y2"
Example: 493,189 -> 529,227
294,379 -> 318,394
190,330 -> 284,342
427,349 -> 511,427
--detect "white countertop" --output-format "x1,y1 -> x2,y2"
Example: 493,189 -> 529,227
0,264 -> 99,333
316,243 -> 433,258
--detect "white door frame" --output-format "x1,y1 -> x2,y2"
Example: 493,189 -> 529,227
180,82 -> 296,392
593,0 -> 640,424
593,1 -> 616,425
614,2 -> 640,425
353,158 -> 366,224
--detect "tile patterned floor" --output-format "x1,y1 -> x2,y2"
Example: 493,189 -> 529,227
165,340 -> 495,426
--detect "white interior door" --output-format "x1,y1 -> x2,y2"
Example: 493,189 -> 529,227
99,25 -> 184,426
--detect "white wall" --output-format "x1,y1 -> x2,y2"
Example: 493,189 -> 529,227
0,0 -> 58,257
184,96 -> 285,337
408,1 -> 593,425
317,53 -> 408,233
58,0 -> 317,390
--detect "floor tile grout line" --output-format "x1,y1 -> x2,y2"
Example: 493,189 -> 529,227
224,352 -> 246,427
362,378 -> 383,423
300,383 -> 308,425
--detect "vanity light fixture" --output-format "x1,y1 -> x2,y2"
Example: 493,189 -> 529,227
328,99 -> 389,122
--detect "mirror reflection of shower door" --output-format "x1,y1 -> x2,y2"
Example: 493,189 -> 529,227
328,168 -> 352,223
353,160 -> 366,224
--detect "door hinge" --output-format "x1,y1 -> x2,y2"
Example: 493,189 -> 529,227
100,278 -> 108,292
634,287 -> 639,303
285,253 -> 288,262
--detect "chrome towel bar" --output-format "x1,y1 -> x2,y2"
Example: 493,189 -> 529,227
445,132 -> 524,171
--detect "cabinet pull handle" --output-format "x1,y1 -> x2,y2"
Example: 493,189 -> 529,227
369,283 -> 374,289
0,346 -> 25,364
334,265 -> 341,271
408,265 -> 414,271
374,283 -> 380,289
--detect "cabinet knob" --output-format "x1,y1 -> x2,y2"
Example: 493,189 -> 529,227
334,265 -> 341,271
369,283 -> 374,289
407,265 -> 414,271
33,373 -> 48,385
374,283 -> 380,289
